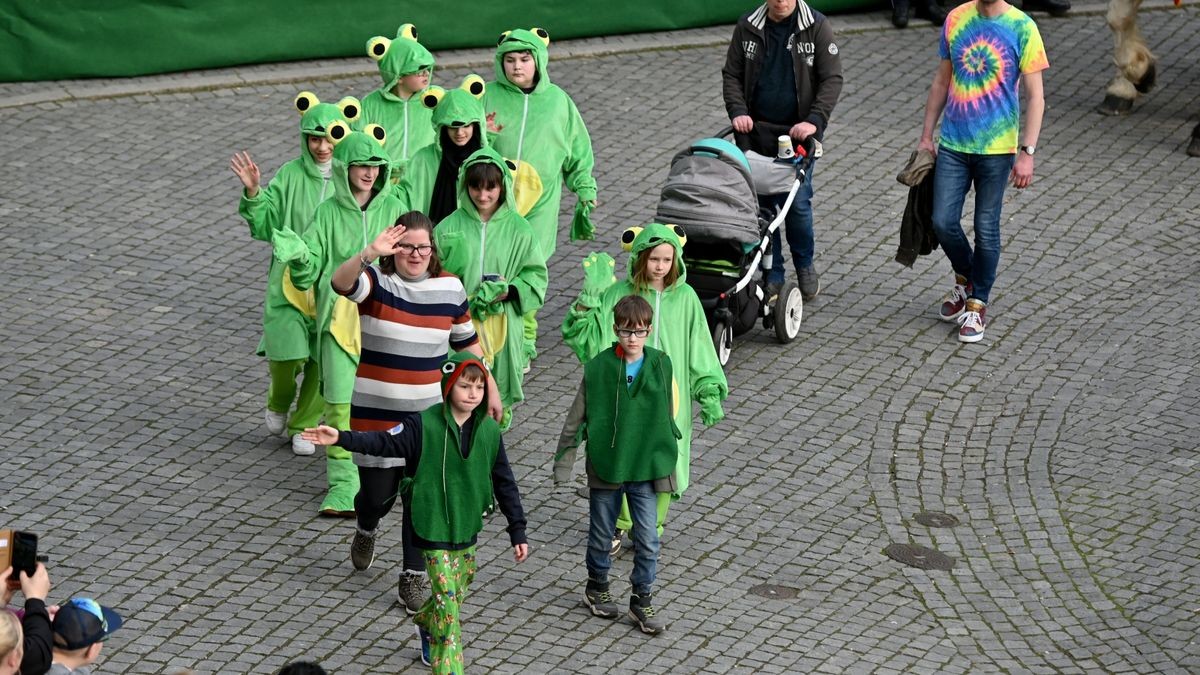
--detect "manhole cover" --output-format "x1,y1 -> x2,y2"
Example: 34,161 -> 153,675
748,584 -> 799,599
914,511 -> 960,528
883,543 -> 956,571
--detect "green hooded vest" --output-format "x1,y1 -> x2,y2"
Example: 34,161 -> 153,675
410,352 -> 501,545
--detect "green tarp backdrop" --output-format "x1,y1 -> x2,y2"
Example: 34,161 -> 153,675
0,0 -> 874,83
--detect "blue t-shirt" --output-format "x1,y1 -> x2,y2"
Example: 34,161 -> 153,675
624,355 -> 644,389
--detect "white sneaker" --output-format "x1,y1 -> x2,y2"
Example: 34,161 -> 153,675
265,409 -> 287,436
291,433 -> 316,456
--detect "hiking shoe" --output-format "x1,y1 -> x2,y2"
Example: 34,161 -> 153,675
957,299 -> 987,343
764,281 -> 782,303
414,624 -> 431,666
398,572 -> 431,616
628,593 -> 667,635
584,580 -> 620,619
265,409 -> 287,436
610,529 -> 626,556
350,529 -> 375,571
798,265 -> 820,300
938,277 -> 972,322
291,433 -> 316,456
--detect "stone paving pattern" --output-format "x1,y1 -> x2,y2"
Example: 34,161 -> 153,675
1,3 -> 1198,674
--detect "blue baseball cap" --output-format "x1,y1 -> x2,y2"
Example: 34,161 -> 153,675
52,598 -> 123,650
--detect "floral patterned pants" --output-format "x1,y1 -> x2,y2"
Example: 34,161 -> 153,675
414,547 -> 477,674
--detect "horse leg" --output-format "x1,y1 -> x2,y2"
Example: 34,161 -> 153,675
1099,0 -> 1156,115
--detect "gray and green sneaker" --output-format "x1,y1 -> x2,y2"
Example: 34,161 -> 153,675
350,528 -> 375,571
584,579 -> 620,619
629,592 -> 667,634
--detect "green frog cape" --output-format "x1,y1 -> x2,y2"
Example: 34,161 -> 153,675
272,126 -> 407,402
561,223 -> 728,496
394,75 -> 488,218
482,28 -> 597,259
433,147 -> 548,409
358,23 -> 437,177
239,93 -> 357,361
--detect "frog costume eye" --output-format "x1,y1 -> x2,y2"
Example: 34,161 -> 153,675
503,159 -> 518,172
670,224 -> 688,247
294,91 -> 319,114
496,30 -> 512,45
367,36 -> 391,61
461,74 -> 486,98
326,119 -> 350,144
530,27 -> 550,45
336,96 -> 361,123
441,361 -> 457,374
421,86 -> 446,110
397,23 -> 418,41
363,124 -> 387,147
621,227 -> 644,251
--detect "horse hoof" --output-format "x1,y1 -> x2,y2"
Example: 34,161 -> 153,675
1134,62 -> 1157,94
1097,94 -> 1133,116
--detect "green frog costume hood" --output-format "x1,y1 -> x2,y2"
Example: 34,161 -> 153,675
493,28 -> 551,94
294,91 -> 361,175
368,23 -> 434,93
456,146 -> 518,222
622,222 -> 690,288
328,124 -> 392,211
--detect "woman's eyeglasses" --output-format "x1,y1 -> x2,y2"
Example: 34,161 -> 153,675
396,244 -> 434,256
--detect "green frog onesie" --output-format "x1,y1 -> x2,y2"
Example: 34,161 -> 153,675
359,23 -> 437,179
562,223 -> 728,504
433,147 -> 548,427
394,75 -> 488,221
238,92 -> 358,436
272,125 -> 407,515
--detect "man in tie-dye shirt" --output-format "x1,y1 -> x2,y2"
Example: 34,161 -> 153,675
918,0 -> 1048,344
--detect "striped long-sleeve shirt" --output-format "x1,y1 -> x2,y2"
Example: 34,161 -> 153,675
341,266 -> 477,431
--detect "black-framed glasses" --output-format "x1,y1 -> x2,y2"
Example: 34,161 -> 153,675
396,244 -> 433,256
615,328 -> 650,338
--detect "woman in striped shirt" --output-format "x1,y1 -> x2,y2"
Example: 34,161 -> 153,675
330,210 -> 501,615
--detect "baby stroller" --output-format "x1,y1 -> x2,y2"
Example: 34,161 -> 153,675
654,129 -> 819,365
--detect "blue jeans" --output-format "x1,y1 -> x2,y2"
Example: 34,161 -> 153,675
767,162 -> 816,285
930,147 -> 1014,305
587,481 -> 660,595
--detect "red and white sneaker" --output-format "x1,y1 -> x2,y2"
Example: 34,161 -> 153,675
957,299 -> 987,343
938,276 -> 972,322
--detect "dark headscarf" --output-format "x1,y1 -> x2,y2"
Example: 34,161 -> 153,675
429,123 -> 482,223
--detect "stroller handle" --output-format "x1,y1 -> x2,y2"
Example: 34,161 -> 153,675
720,123 -> 818,159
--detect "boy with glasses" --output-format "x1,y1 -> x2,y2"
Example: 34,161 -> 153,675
554,295 -> 681,634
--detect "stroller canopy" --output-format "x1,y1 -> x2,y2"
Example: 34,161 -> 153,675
655,138 -> 760,246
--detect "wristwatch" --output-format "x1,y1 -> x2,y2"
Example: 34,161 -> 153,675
1019,144 -> 1036,156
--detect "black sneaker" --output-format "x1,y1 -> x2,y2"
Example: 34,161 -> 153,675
629,592 -> 667,635
398,571 -> 431,616
798,265 -> 820,301
584,579 -> 620,619
764,282 -> 782,303
350,529 -> 375,571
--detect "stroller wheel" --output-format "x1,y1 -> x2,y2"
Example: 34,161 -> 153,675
774,281 -> 802,343
712,321 -> 732,366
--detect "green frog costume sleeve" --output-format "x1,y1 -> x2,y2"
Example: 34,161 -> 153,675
433,147 -> 547,408
240,93 -> 358,359
561,223 -> 728,496
483,28 -> 598,259
358,23 -> 437,178
394,75 -> 489,217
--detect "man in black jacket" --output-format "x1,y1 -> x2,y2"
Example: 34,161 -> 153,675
722,0 -> 843,302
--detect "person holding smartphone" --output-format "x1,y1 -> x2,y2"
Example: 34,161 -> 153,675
2,562 -> 53,675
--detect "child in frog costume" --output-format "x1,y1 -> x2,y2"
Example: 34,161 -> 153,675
561,223 -> 728,539
394,75 -> 488,224
433,147 -> 548,430
272,125 -> 408,516
358,23 -> 437,180
230,92 -> 359,456
484,27 -> 598,362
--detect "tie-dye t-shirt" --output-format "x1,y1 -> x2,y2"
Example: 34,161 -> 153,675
938,3 -> 1048,155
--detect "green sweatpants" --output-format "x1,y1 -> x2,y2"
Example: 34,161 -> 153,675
266,358 -> 323,435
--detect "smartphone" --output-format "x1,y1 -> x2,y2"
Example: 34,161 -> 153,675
9,531 -> 37,588
482,273 -> 501,283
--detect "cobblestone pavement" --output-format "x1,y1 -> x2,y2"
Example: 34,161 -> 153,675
2,3 -> 1198,674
